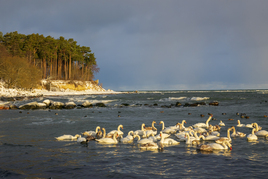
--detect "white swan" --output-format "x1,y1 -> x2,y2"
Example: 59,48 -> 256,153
77,136 -> 86,143
96,132 -> 119,144
159,121 -> 177,134
245,123 -> 253,128
134,135 -> 154,144
253,123 -> 268,137
192,115 -> 212,128
194,127 -> 207,133
145,130 -> 157,137
120,131 -> 134,143
247,128 -> 258,141
144,121 -> 157,131
199,133 -> 220,141
237,120 -> 245,127
139,142 -> 159,150
155,132 -> 170,140
175,131 -> 191,140
83,126 -> 101,137
197,141 -> 232,151
107,124 -> 124,137
55,134 -> 80,140
158,131 -> 180,145
185,132 -> 201,144
134,123 -> 146,136
231,126 -> 246,137
215,128 -> 232,144
218,120 -> 225,126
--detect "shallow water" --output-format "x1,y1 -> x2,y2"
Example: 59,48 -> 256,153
0,90 -> 268,178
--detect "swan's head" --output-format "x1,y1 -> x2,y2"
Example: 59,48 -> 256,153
152,121 -> 156,124
159,121 -> 164,125
119,124 -> 123,129
182,120 -> 186,124
75,134 -> 80,138
96,126 -> 101,130
82,132 -> 89,136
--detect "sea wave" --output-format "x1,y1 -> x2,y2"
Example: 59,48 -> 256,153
190,97 -> 210,101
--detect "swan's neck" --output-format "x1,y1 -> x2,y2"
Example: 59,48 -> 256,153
252,128 -> 256,135
182,121 -> 185,128
254,123 -> 259,131
199,135 -> 205,140
96,126 -> 100,133
102,128 -> 106,138
238,120 -> 240,125
141,124 -> 145,131
118,125 -> 122,132
161,122 -> 165,130
152,122 -> 157,131
206,116 -> 212,127
160,133 -> 164,143
135,135 -> 140,141
193,132 -> 198,139
227,129 -> 231,139
232,127 -> 236,134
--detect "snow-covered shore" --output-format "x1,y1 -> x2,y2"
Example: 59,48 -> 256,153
0,80 -> 123,99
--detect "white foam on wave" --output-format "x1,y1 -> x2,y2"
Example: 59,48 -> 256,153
159,97 -> 187,101
190,97 -> 210,101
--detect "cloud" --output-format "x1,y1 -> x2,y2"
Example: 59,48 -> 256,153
1,0 -> 268,90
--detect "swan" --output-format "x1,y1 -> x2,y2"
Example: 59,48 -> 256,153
55,134 -> 80,141
208,124 -> 221,131
134,123 -> 146,136
145,130 -> 157,137
144,121 -> 157,131
159,121 -> 177,134
107,124 -> 124,137
197,141 -> 232,151
83,126 -> 101,137
77,136 -> 87,143
253,123 -> 268,137
96,132 -> 119,144
139,141 -> 160,150
120,131 -> 134,143
185,132 -> 201,144
237,120 -> 245,127
247,128 -> 258,141
192,115 -> 212,128
194,127 -> 207,133
148,133 -> 158,142
215,128 -> 232,144
155,132 -> 170,140
133,134 -> 154,144
218,120 -> 225,126
199,133 -> 220,141
245,123 -> 253,128
231,126 -> 246,137
83,130 -> 102,139
158,131 -> 180,145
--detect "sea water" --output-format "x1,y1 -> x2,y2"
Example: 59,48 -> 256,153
0,90 -> 268,178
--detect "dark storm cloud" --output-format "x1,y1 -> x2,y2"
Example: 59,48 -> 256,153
1,0 -> 268,90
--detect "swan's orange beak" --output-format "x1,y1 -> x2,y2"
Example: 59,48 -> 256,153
230,147 -> 232,150
160,133 -> 162,137
185,122 -> 187,123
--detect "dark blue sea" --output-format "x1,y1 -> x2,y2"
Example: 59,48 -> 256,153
0,90 -> 268,178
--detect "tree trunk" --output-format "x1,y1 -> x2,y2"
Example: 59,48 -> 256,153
68,54 -> 71,80
43,58 -> 46,79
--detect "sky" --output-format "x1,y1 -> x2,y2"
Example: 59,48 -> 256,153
1,0 -> 268,91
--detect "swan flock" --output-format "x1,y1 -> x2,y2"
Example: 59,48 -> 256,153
56,115 -> 267,151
